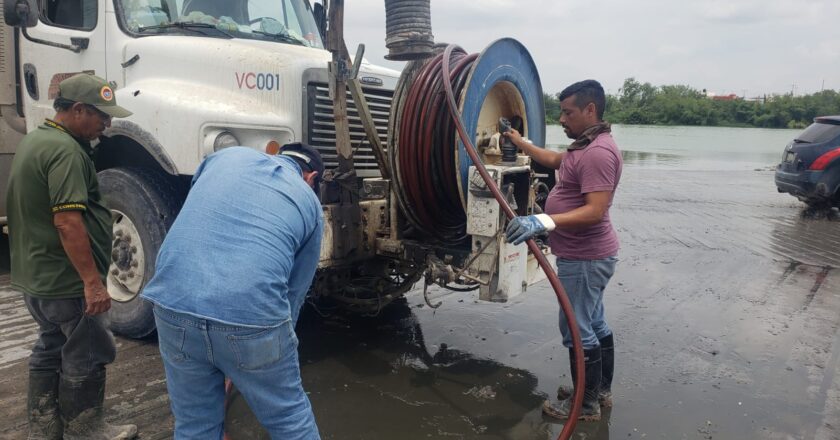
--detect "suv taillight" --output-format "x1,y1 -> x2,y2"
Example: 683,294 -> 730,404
809,147 -> 840,170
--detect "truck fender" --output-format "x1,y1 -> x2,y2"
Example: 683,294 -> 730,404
101,120 -> 178,175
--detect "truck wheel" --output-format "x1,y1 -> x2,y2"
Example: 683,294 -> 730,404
98,167 -> 184,338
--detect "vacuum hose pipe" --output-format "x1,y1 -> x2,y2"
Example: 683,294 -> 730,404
389,39 -> 586,438
384,0 -> 435,60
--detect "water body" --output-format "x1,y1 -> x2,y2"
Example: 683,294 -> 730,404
225,124 -> 840,440
547,124 -> 802,170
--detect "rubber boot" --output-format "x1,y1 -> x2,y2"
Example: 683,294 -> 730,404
557,334 -> 615,407
59,370 -> 138,440
27,370 -> 63,440
543,347 -> 602,421
598,334 -> 614,407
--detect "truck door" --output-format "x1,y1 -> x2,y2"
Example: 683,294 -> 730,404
17,0 -> 106,131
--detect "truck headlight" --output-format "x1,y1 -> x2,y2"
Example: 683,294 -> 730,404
213,131 -> 240,151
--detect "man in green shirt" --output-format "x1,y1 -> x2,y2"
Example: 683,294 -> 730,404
6,73 -> 137,440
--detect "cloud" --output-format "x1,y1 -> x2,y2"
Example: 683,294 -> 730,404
341,0 -> 840,96
693,0 -> 837,25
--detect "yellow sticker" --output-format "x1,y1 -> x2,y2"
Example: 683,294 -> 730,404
100,86 -> 114,101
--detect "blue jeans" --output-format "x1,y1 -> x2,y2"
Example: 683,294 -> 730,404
556,257 -> 618,349
153,306 -> 319,440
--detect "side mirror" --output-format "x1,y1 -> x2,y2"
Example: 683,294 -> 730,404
313,2 -> 326,42
4,0 -> 39,28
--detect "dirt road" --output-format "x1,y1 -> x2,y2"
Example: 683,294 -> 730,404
2,166 -> 839,439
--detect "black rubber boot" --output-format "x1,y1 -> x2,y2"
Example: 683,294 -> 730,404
543,347 -> 602,421
59,370 -> 138,440
27,370 -> 63,440
557,334 -> 615,407
599,334 -> 614,407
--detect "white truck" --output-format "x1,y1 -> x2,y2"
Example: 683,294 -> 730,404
2,0 -> 553,338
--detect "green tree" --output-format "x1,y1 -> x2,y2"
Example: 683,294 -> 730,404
547,77 -> 840,128
544,93 -> 561,124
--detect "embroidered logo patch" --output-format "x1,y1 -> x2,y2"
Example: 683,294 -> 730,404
52,203 -> 87,213
100,86 -> 114,101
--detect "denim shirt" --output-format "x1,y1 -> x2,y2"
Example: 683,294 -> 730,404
142,147 -> 323,327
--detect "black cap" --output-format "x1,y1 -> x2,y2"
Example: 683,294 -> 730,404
279,142 -> 324,176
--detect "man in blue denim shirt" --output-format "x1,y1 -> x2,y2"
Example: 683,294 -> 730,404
142,144 -> 324,440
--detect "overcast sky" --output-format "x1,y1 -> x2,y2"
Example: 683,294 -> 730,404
342,0 -> 840,98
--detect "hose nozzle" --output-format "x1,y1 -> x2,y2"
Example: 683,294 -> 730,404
498,117 -> 517,164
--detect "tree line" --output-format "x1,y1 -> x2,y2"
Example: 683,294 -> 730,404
545,78 -> 840,129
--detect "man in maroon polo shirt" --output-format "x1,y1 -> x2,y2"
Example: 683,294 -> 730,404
504,79 -> 622,421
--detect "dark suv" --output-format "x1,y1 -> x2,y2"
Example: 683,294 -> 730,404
775,116 -> 840,208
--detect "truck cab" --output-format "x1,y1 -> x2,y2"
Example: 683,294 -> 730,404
1,0 -> 400,337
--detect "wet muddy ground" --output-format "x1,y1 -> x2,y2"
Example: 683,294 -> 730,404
2,166 -> 839,439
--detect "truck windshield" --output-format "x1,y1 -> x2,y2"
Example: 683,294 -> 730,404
118,0 -> 324,49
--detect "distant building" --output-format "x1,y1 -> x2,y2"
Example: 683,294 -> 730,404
704,91 -> 743,101
711,93 -> 739,101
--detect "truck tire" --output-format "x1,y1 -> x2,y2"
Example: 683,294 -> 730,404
98,167 -> 184,338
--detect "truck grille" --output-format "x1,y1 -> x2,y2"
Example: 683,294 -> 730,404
305,82 -> 393,177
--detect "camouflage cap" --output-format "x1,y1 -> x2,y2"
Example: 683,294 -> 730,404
58,73 -> 132,118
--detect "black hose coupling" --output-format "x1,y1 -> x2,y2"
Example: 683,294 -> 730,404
499,117 -> 517,164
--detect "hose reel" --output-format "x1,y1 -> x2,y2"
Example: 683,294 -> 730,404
389,38 -> 546,243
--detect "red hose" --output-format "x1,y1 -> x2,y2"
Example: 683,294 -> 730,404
397,47 -> 477,242
438,44 -> 585,439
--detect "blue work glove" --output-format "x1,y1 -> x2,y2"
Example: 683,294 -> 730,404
505,214 -> 556,245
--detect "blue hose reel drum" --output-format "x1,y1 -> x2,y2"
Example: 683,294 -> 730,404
455,38 -> 546,207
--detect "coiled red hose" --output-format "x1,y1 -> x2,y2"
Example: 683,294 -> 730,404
397,47 -> 477,242
437,44 -> 585,439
